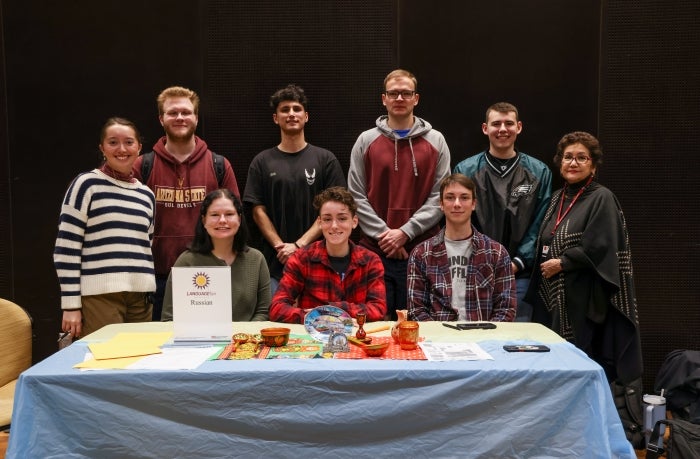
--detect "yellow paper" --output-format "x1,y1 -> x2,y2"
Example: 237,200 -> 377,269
74,355 -> 145,369
88,343 -> 162,360
88,332 -> 173,360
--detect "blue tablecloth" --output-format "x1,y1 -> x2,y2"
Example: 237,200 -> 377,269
7,322 -> 634,458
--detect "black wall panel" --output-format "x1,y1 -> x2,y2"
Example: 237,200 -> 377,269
397,0 -> 601,175
600,0 -> 700,390
2,0 -> 202,362
0,2 -> 11,299
200,0 -> 396,194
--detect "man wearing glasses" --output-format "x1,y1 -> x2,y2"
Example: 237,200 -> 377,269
348,69 -> 451,320
453,102 -> 551,321
133,86 -> 241,320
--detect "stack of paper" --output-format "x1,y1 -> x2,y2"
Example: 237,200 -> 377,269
75,332 -> 172,370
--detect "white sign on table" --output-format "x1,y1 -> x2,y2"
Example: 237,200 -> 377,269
171,266 -> 232,344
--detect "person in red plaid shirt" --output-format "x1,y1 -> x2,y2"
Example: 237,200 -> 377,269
270,187 -> 387,323
407,174 -> 516,322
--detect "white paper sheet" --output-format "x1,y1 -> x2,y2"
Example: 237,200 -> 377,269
418,342 -> 493,361
127,346 -> 222,370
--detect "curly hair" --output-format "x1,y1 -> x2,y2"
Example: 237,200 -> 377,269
553,131 -> 603,169
313,186 -> 357,216
270,84 -> 308,111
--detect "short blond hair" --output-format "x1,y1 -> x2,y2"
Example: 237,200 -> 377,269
157,86 -> 200,115
383,69 -> 417,92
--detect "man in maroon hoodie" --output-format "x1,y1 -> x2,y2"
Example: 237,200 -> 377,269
133,86 -> 240,320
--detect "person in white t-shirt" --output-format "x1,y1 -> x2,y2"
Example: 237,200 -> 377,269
407,174 -> 516,322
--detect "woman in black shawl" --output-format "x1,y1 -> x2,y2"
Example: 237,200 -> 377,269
527,131 -> 642,385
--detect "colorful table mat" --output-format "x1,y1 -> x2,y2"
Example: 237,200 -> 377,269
257,336 -> 331,359
215,334 -> 427,360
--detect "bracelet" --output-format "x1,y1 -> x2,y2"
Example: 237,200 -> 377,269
294,242 -> 301,249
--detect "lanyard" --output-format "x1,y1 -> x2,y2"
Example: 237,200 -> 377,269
551,175 -> 593,235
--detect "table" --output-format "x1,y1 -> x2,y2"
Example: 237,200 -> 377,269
7,321 -> 634,458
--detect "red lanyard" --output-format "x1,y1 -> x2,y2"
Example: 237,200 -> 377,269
551,175 -> 593,235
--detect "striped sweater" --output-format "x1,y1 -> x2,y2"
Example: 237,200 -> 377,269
54,169 -> 157,309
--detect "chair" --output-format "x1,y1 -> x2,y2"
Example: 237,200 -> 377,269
0,298 -> 32,430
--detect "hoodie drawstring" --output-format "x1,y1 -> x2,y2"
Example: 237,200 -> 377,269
393,137 -> 419,177
393,139 -> 398,172
409,137 -> 418,177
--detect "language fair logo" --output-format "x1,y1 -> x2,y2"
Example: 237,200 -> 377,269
192,272 -> 211,289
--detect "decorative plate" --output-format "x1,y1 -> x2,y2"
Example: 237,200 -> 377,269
304,305 -> 354,342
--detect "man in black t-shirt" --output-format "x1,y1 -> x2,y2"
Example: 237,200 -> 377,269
243,84 -> 346,291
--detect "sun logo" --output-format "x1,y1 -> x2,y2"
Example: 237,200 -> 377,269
192,272 -> 210,289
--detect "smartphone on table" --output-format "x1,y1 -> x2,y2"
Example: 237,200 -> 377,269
503,344 -> 550,352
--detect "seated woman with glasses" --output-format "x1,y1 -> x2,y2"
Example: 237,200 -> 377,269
526,131 -> 642,386
161,189 -> 270,321
270,186 -> 387,323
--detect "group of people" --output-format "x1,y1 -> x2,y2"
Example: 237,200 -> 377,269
54,69 -> 641,386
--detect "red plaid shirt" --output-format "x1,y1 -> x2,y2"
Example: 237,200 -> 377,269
270,240 -> 387,323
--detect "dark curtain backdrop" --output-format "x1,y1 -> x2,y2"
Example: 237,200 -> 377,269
599,0 -> 700,386
0,2 -> 10,299
1,0 -> 698,393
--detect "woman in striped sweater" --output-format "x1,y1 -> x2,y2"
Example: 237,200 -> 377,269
54,117 -> 156,338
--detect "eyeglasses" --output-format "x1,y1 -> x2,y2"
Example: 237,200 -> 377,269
206,213 -> 238,221
562,155 -> 591,164
385,90 -> 416,100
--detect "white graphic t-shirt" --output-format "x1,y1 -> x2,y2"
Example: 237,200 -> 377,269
444,236 -> 473,321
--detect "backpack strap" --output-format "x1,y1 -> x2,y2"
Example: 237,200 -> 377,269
655,418 -> 700,459
141,150 -> 225,186
211,152 -> 225,186
140,151 -> 155,184
645,419 -> 667,458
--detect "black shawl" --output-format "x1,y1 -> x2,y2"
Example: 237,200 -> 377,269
527,180 -> 643,384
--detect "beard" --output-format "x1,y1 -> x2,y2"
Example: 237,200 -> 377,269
164,124 -> 196,143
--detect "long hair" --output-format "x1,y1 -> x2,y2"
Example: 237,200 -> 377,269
190,189 -> 249,254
